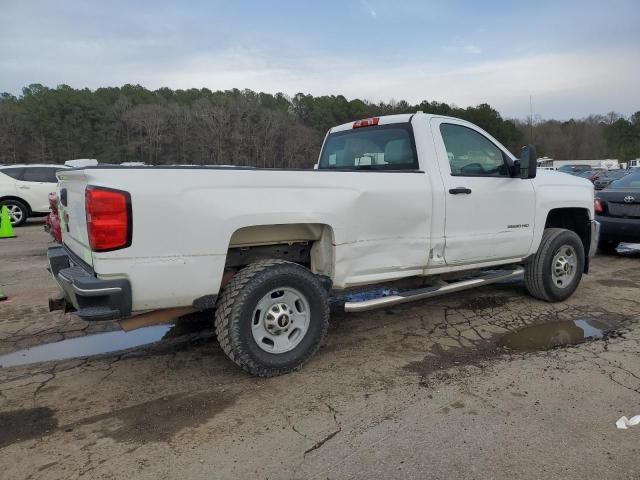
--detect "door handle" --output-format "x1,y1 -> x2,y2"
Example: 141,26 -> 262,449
18,185 -> 30,190
449,187 -> 472,195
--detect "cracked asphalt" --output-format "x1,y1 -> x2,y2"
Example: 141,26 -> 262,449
1,221 -> 639,480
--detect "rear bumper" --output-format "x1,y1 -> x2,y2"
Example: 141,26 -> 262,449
47,246 -> 132,321
595,215 -> 640,243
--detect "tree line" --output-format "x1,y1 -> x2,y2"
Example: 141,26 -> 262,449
515,112 -> 640,161
0,84 -> 638,167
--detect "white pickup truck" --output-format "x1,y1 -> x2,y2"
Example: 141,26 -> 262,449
49,112 -> 599,376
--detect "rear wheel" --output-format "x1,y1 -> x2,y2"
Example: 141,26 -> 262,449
525,228 -> 585,302
214,260 -> 329,377
0,199 -> 28,227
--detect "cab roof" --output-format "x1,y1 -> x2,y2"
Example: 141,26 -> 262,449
328,112 -> 463,133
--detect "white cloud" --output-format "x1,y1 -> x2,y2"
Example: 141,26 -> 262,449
1,23 -> 638,119
360,0 -> 376,18
154,49 -> 640,119
464,44 -> 482,55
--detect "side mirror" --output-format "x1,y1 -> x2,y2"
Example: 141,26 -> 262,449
516,144 -> 537,179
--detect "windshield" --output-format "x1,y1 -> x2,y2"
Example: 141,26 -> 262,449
608,171 -> 640,189
559,165 -> 590,172
318,124 -> 418,170
607,170 -> 628,179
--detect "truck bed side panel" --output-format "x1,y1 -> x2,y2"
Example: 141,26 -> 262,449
81,168 -> 433,310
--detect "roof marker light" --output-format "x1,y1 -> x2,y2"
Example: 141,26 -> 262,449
353,117 -> 380,128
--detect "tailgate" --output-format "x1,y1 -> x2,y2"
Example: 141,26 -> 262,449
56,169 -> 93,266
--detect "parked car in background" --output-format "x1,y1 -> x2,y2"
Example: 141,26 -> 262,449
557,164 -> 592,174
594,170 -> 631,190
44,192 -> 62,243
595,170 -> 640,252
575,170 -> 607,183
0,164 -> 67,226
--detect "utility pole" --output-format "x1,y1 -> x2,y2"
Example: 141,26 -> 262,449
529,95 -> 534,144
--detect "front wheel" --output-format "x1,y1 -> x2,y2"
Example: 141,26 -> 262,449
214,260 -> 329,377
524,228 -> 585,302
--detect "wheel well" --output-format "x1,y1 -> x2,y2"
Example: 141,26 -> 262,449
0,196 -> 32,214
225,224 -> 335,277
544,208 -> 590,253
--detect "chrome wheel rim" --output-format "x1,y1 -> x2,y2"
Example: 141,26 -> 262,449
551,244 -> 578,288
252,287 -> 310,354
7,204 -> 24,225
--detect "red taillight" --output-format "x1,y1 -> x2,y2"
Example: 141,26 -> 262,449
594,198 -> 604,214
353,117 -> 379,128
85,186 -> 131,252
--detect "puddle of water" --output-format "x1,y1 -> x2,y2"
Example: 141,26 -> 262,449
498,318 -> 622,352
0,312 -> 214,368
0,325 -> 173,368
0,325 -> 171,367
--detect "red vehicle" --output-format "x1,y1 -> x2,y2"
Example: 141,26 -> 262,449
44,192 -> 62,243
576,170 -> 607,183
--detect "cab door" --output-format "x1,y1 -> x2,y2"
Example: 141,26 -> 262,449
430,118 -> 536,265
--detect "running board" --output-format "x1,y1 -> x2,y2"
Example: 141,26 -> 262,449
344,268 -> 524,313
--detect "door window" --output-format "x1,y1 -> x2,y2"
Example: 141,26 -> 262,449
440,124 -> 510,177
22,167 -> 60,183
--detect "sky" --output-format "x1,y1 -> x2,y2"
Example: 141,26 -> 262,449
1,0 -> 639,120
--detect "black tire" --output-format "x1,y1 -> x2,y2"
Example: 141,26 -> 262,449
0,199 -> 29,227
598,240 -> 620,254
214,259 -> 329,377
524,228 -> 585,302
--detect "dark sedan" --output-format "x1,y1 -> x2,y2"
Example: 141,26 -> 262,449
595,170 -> 640,251
594,170 -> 631,190
575,170 -> 606,183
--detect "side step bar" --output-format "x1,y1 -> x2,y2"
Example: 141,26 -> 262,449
344,268 -> 524,313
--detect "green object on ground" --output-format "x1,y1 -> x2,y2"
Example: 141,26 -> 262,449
0,205 -> 16,239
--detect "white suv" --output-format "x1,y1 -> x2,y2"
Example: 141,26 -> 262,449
0,164 -> 67,226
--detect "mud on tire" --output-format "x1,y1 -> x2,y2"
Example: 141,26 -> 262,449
524,228 -> 585,302
214,259 -> 330,377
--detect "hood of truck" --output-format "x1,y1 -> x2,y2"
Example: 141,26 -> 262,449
533,169 -> 595,217
534,169 -> 594,187
56,169 -> 94,266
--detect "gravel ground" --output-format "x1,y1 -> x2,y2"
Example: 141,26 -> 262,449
1,221 -> 639,480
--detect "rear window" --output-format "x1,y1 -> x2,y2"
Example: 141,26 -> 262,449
23,167 -> 60,183
608,171 -> 640,189
0,167 -> 25,180
318,124 -> 418,170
